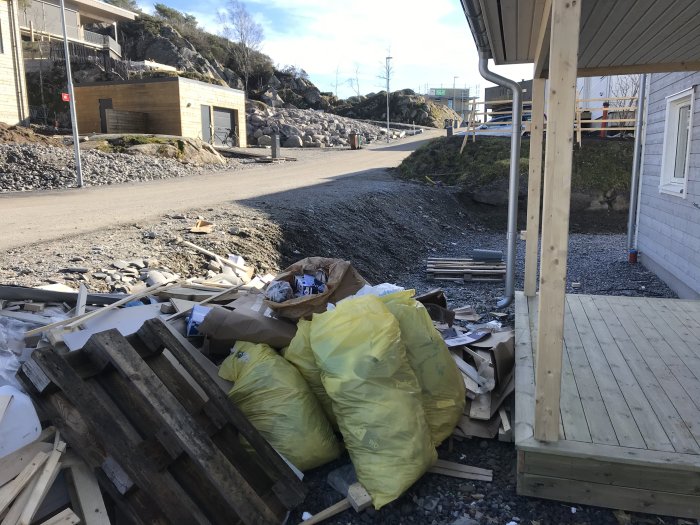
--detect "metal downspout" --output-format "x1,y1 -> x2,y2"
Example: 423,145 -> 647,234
478,54 -> 522,308
627,73 -> 647,252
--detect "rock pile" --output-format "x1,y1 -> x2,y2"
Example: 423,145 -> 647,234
246,103 -> 404,148
0,143 -> 239,192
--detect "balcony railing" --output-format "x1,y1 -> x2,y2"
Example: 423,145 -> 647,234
19,0 -> 122,57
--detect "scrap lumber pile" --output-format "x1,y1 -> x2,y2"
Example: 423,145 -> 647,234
448,328 -> 515,441
0,251 -> 511,524
426,256 -> 506,283
17,319 -> 305,524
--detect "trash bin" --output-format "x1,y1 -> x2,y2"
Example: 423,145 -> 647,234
446,127 -> 454,137
349,132 -> 360,150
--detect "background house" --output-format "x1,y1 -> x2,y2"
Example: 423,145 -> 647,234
74,76 -> 248,147
636,72 -> 699,298
0,0 -> 29,125
18,0 -> 136,60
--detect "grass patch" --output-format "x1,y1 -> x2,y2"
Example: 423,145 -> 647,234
397,135 -> 633,196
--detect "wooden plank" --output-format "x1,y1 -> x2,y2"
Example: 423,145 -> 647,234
558,336 -> 591,442
533,0 -> 552,78
517,434 -> 700,471
136,319 -> 305,508
29,349 -> 210,525
0,452 -> 49,515
577,295 -> 673,452
0,442 -> 54,487
18,443 -> 66,525
38,509 -> 80,525
2,474 -> 40,525
561,300 -> 617,445
428,466 -> 492,482
83,330 -> 279,525
517,472 -> 700,519
514,292 -> 535,444
521,449 -> 700,496
64,455 -> 110,525
523,77 -> 546,296
533,0 -> 581,442
433,459 -> 492,477
593,296 -> 700,454
644,298 -> 700,349
24,281 -> 177,337
566,295 -> 645,448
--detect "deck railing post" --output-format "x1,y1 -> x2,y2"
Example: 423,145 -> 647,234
534,0 -> 581,442
524,77 -> 546,297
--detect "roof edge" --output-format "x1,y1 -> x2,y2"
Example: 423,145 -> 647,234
460,0 -> 493,58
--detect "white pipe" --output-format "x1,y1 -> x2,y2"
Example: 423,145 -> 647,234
478,54 -> 522,308
627,74 -> 647,252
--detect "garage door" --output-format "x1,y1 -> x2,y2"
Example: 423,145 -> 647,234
212,107 -> 236,147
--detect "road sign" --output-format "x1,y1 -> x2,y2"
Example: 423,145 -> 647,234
61,92 -> 70,102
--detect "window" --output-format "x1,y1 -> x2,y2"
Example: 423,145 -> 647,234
659,87 -> 695,196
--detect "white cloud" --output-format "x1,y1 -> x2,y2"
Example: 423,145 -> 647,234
140,0 -> 534,99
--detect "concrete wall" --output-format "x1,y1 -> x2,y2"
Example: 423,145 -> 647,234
178,78 -> 247,147
637,72 -> 700,299
0,0 -> 29,125
75,78 -> 182,135
75,77 -> 247,147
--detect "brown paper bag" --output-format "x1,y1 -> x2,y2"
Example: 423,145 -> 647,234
264,257 -> 367,320
198,305 -> 297,352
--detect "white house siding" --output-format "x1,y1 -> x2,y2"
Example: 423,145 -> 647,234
637,71 -> 700,298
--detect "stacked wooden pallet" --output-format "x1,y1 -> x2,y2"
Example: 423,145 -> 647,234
18,318 -> 306,525
426,258 -> 506,282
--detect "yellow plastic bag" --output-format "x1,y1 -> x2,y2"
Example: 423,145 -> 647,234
218,341 -> 341,471
283,320 -> 337,428
380,290 -> 466,445
310,295 -> 436,509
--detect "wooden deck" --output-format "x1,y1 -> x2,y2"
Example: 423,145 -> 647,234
515,292 -> 700,518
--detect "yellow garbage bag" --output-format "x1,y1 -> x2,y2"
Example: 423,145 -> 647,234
283,320 -> 337,428
310,295 -> 436,509
218,341 -> 341,471
380,290 -> 466,445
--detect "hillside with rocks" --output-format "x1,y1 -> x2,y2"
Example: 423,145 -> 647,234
246,101 -> 408,148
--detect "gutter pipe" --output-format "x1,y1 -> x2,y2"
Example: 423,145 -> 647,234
478,54 -> 522,308
460,0 -> 522,308
627,73 -> 647,253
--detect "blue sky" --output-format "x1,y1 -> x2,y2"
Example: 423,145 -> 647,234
138,0 -> 534,99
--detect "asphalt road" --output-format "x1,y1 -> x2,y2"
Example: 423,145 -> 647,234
0,131 -> 441,251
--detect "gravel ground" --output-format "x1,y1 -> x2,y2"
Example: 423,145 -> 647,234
0,143 -> 252,192
0,162 -> 683,525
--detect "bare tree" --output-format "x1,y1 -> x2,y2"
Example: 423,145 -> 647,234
609,75 -> 641,127
219,1 -> 263,92
346,63 -> 361,98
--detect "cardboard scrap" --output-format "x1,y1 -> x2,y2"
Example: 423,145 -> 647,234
190,220 -> 214,234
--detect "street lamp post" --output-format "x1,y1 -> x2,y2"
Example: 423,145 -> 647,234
385,56 -> 392,143
59,0 -> 82,187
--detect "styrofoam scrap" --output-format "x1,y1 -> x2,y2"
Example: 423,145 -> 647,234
301,512 -> 312,521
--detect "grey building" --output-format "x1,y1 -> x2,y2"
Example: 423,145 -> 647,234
636,72 -> 699,298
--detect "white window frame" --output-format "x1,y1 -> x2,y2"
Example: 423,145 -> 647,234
659,87 -> 695,197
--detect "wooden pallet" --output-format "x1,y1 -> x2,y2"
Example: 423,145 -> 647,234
426,258 -> 506,282
18,318 -> 306,525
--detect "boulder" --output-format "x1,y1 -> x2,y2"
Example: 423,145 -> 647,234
283,136 -> 303,148
257,135 -> 272,147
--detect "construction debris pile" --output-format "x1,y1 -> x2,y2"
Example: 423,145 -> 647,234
0,245 -> 514,524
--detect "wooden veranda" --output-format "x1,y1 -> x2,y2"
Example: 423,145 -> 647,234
515,292 -> 700,517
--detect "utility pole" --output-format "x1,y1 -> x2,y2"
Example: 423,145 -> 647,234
385,56 -> 392,143
59,0 -> 82,187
